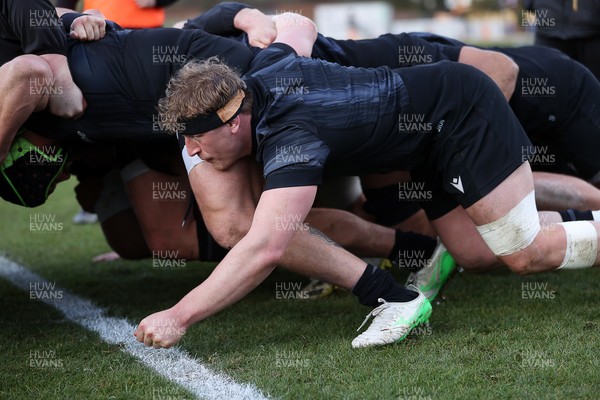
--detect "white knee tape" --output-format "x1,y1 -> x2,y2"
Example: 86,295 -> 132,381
558,221 -> 598,269
476,191 -> 540,256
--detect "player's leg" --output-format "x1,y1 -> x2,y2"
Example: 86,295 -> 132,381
314,176 -> 372,222
534,171 -> 600,210
122,159 -> 199,260
0,55 -> 52,162
465,162 -> 600,274
86,170 -> 152,260
439,63 -> 600,274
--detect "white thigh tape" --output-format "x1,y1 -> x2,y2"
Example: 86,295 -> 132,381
476,191 -> 540,256
120,158 -> 151,183
558,221 -> 598,269
181,145 -> 204,175
95,170 -> 132,223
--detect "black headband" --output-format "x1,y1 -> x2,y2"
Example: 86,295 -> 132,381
179,90 -> 246,135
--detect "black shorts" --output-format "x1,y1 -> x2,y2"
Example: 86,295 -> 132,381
535,35 -> 600,82
544,61 -> 600,180
396,61 -> 532,220
505,46 -> 600,180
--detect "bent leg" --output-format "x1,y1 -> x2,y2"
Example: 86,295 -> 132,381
430,207 -> 501,271
0,55 -> 51,162
534,171 -> 600,210
123,160 -> 199,260
466,163 -> 600,274
305,208 -> 394,257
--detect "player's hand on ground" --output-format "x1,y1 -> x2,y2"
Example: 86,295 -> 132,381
134,308 -> 187,349
47,80 -> 87,119
234,8 -> 277,49
70,15 -> 107,41
135,0 -> 157,8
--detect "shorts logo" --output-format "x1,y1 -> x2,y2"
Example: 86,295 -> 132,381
450,176 -> 464,193
76,130 -> 93,143
436,119 -> 445,133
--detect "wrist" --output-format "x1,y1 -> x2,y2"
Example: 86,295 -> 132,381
170,302 -> 196,329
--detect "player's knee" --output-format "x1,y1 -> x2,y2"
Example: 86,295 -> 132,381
503,251 -> 539,275
209,222 -> 250,250
476,191 -> 541,275
8,55 -> 52,81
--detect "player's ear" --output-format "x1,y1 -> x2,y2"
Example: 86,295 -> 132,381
227,115 -> 241,134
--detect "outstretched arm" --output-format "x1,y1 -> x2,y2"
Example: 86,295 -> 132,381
134,185 -> 318,348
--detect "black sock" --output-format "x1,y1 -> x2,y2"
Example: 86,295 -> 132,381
388,230 -> 437,272
351,264 -> 418,307
558,209 -> 593,222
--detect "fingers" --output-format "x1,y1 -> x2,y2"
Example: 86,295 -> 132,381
249,31 -> 277,49
134,324 -> 161,348
70,16 -> 106,41
133,323 -> 172,349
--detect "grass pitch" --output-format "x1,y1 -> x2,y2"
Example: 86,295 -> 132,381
1,179 -> 599,399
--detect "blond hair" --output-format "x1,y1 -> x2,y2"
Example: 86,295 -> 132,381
157,57 -> 250,133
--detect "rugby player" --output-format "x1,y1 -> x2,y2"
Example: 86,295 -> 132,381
1,13 -> 452,350
186,3 -> 600,188
136,12 -> 600,350
2,9 -> 597,266
179,3 -> 600,294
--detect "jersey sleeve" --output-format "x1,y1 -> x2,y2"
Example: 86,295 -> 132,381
249,43 -> 296,73
55,0 -> 78,8
183,2 -> 250,35
258,123 -> 330,190
186,29 -> 255,74
407,32 -> 464,62
3,0 -> 67,56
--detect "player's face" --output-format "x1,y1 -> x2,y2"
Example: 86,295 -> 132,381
185,125 -> 242,171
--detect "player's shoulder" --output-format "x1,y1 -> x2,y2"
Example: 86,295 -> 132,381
248,43 -> 298,73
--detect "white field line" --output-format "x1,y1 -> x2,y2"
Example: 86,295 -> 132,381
0,256 -> 268,400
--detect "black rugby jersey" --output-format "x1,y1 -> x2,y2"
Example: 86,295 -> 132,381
245,44 -> 428,190
25,21 -> 254,143
398,33 -> 577,141
0,0 -> 67,66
